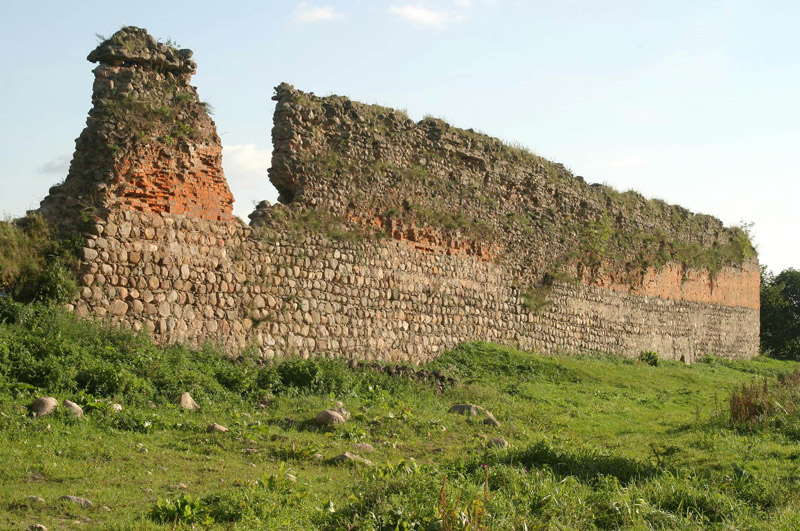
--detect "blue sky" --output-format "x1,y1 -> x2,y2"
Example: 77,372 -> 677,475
1,1 -> 797,272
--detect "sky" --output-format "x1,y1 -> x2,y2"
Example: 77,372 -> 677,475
1,0 -> 798,272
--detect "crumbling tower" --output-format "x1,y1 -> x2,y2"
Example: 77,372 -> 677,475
39,26 -> 234,226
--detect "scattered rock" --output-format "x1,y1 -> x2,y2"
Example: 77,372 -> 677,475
352,443 -> 375,453
111,403 -> 123,412
487,436 -> 509,449
334,406 -> 351,421
257,394 -> 274,408
206,422 -> 229,433
59,495 -> 93,508
483,417 -> 501,427
167,483 -> 189,491
26,496 -> 46,504
316,409 -> 346,426
63,400 -> 84,417
178,392 -> 200,410
449,403 -> 497,422
449,404 -> 482,416
313,453 -> 325,461
332,452 -> 374,466
29,397 -> 58,417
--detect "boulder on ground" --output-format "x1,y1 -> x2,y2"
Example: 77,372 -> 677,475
316,409 -> 346,426
29,397 -> 58,417
178,392 -> 200,410
63,400 -> 84,417
449,404 -> 495,420
59,495 -> 93,508
353,443 -> 375,453
487,436 -> 509,449
332,452 -> 374,466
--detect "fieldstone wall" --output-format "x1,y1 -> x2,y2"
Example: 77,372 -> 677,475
70,209 -> 759,362
46,27 -> 760,363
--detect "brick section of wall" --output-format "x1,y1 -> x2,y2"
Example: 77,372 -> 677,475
113,142 -> 232,220
70,210 -> 759,363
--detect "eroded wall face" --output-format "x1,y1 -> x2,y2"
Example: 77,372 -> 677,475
267,84 -> 758,290
38,27 -> 234,226
71,210 -> 759,362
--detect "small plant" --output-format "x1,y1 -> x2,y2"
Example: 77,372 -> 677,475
639,351 -> 660,366
437,468 -> 490,531
150,494 -> 211,525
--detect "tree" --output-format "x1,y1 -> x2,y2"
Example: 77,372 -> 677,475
761,268 -> 800,359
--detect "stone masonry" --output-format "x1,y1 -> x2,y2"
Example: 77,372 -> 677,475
47,28 -> 760,363
39,27 -> 233,228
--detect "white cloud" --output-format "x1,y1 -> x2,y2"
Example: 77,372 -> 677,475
38,155 -> 70,175
293,2 -> 343,23
389,5 -> 452,27
610,156 -> 651,169
222,144 -> 277,219
454,0 -> 471,6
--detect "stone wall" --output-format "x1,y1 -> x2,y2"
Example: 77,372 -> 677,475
47,27 -> 760,364
70,209 -> 759,362
267,83 -> 757,288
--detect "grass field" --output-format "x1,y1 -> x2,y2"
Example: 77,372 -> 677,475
2,301 -> 800,529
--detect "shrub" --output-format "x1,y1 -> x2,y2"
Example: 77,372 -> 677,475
639,351 -> 659,366
11,260 -> 78,304
0,215 -> 79,304
278,358 -> 321,390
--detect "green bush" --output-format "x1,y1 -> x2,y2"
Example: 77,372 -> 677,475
277,358 -> 322,390
639,351 -> 659,366
761,268 -> 800,359
0,215 -> 79,304
11,260 -> 77,304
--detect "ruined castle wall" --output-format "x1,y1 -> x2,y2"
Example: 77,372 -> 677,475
48,30 -> 760,363
267,84 -> 757,287
70,209 -> 759,362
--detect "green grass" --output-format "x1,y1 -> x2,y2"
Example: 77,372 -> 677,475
2,305 -> 800,529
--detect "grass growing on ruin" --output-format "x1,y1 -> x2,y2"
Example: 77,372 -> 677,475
2,304 -> 800,529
